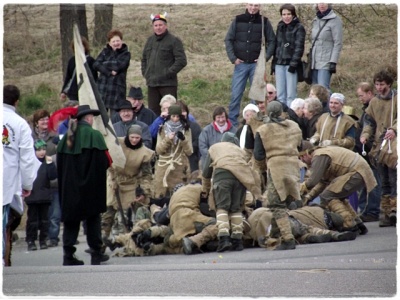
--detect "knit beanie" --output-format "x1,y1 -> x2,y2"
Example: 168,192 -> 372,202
242,103 -> 260,119
34,139 -> 47,150
168,105 -> 182,116
128,124 -> 142,136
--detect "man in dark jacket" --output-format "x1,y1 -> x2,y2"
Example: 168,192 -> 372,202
141,13 -> 187,116
57,105 -> 112,266
225,3 -> 276,127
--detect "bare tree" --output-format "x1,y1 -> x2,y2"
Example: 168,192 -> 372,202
59,4 -> 88,81
93,4 -> 113,47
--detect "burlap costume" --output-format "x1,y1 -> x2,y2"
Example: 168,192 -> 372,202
305,147 -> 377,196
256,119 -> 302,202
167,184 -> 216,248
244,206 -> 354,250
311,112 -> 356,149
113,219 -> 180,256
202,141 -> 262,210
107,137 -> 154,209
153,127 -> 193,198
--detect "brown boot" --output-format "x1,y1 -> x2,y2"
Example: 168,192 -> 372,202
379,195 -> 391,227
327,199 -> 356,230
274,217 -> 296,250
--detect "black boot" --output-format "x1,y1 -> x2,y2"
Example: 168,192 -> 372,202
332,231 -> 357,242
275,239 -> 296,250
357,222 -> 368,235
216,236 -> 232,252
230,238 -> 244,251
305,234 -> 332,244
63,246 -> 84,266
182,237 -> 196,255
91,251 -> 109,265
389,211 -> 396,226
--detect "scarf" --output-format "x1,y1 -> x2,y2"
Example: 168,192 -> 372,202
317,8 -> 332,19
164,119 -> 184,144
124,136 -> 143,150
35,127 -> 50,141
214,121 -> 228,133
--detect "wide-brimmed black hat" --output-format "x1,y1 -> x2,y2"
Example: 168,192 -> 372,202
128,87 -> 144,99
76,105 -> 100,119
116,100 -> 134,111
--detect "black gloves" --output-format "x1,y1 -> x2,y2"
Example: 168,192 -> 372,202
288,200 -> 303,210
288,66 -> 296,73
329,62 -> 337,74
200,192 -> 208,203
255,199 -> 263,209
132,229 -> 152,248
176,131 -> 185,141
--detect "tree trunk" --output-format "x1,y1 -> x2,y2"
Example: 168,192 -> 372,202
93,4 -> 113,47
59,4 -> 88,82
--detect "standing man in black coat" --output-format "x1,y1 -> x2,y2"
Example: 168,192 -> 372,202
225,3 -> 276,127
141,13 -> 187,116
57,105 -> 112,265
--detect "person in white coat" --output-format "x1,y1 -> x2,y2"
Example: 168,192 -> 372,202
2,84 -> 38,265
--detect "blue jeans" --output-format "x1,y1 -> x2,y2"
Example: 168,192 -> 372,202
311,69 -> 332,93
275,65 -> 298,108
358,166 -> 381,217
48,189 -> 61,242
228,63 -> 256,127
3,204 -> 10,259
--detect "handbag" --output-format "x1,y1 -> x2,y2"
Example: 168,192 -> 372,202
302,20 -> 329,85
248,16 -> 266,101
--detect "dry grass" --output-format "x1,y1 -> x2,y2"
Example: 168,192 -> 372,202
3,3 -> 398,126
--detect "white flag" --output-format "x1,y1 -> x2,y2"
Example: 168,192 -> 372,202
73,24 -> 126,169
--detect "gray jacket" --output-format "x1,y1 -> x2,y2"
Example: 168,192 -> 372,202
310,10 -> 343,70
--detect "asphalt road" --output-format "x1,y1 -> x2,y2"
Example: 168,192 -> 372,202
2,221 -> 397,298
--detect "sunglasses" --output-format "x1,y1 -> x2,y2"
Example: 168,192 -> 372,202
267,91 -> 274,95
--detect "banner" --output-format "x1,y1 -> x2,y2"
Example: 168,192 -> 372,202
73,24 -> 126,169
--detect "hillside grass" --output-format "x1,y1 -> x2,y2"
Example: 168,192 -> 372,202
3,3 -> 398,127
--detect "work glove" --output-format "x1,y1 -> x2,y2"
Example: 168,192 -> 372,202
135,229 -> 152,247
321,140 -> 332,146
255,199 -> 263,209
329,62 -> 337,74
288,66 -> 296,73
176,131 -> 185,141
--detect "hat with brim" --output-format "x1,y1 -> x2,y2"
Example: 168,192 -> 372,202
128,87 -> 144,99
116,100 -> 134,112
76,105 -> 100,119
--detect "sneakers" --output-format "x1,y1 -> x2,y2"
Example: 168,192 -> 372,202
48,240 -> 58,247
40,241 -> 48,250
27,241 -> 37,251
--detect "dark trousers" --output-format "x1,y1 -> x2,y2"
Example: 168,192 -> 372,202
147,86 -> 177,116
63,214 -> 102,252
25,203 -> 50,242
